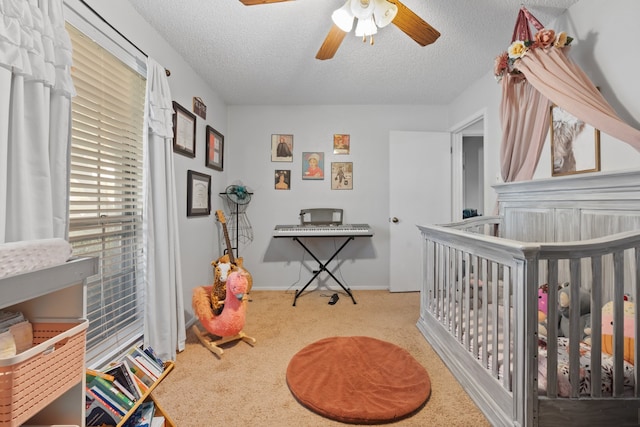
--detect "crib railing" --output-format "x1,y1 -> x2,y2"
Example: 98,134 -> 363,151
536,234 -> 640,398
440,215 -> 503,235
418,220 -> 536,425
417,218 -> 640,427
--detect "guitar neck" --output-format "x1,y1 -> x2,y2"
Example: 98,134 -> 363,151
221,223 -> 236,264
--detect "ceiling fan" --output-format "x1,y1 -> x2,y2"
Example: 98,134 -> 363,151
239,0 -> 440,60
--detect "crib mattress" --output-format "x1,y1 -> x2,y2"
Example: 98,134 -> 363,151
0,238 -> 72,279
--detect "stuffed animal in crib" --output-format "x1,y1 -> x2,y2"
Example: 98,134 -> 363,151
538,284 -> 549,318
538,284 -> 550,337
538,283 -> 565,338
558,282 -> 591,340
601,300 -> 635,364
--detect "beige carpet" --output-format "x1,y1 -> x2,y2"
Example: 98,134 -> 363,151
152,290 -> 490,426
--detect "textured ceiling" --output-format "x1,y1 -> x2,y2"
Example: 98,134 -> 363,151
127,0 -> 580,106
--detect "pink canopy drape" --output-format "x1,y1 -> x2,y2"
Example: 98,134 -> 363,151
499,7 -> 640,182
517,48 -> 640,150
499,73 -> 550,182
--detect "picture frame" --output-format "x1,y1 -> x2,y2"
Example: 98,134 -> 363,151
331,162 -> 353,190
187,170 -> 211,216
333,134 -> 350,154
274,169 -> 290,190
206,125 -> 224,171
193,96 -> 206,119
302,152 -> 324,180
271,134 -> 293,162
173,101 -> 196,158
550,105 -> 601,177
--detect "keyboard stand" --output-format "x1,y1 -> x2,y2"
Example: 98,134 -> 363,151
292,236 -> 357,306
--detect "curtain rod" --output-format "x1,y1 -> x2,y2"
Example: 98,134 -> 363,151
78,0 -> 171,76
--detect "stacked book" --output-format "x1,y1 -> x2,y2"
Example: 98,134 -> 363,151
85,344 -> 166,427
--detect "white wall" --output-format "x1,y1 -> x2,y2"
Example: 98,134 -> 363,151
535,0 -> 640,178
449,0 -> 640,212
233,0 -> 640,293
73,0 -> 640,321
226,105 -> 447,290
448,76 -> 503,211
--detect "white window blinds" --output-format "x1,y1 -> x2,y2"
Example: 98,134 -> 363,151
66,23 -> 147,365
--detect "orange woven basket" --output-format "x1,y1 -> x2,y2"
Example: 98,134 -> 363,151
0,319 -> 88,427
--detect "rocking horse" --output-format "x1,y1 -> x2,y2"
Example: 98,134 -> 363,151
191,269 -> 256,356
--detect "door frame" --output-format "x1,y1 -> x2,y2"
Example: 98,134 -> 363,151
450,109 -> 486,221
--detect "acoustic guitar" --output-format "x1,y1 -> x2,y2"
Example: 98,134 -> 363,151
211,210 -> 252,314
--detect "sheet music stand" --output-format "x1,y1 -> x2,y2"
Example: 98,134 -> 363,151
299,208 -> 343,226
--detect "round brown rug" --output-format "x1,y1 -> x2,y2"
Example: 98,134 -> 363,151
286,336 -> 431,424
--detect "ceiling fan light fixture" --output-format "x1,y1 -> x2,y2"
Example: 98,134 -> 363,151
373,0 -> 397,28
354,15 -> 378,37
350,0 -> 375,19
331,0 -> 355,32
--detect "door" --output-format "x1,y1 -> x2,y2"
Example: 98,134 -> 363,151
389,131 -> 451,292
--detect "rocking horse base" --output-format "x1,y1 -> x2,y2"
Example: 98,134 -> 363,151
191,324 -> 256,356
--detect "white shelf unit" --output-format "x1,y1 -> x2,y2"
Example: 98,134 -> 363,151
0,256 -> 98,426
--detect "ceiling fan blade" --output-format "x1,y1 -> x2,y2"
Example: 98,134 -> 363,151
316,24 -> 347,60
390,0 -> 440,46
239,0 -> 292,5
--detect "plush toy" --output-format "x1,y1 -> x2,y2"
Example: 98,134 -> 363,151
192,270 -> 256,356
601,300 -> 635,364
538,284 -> 550,337
210,254 -> 238,315
558,282 -> 591,340
193,270 -> 249,337
538,284 -> 549,317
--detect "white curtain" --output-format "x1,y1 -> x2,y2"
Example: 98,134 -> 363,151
0,0 -> 75,243
143,58 -> 186,361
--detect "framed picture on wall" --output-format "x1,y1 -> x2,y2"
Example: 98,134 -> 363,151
271,134 -> 293,162
302,152 -> 324,180
187,170 -> 211,216
172,101 -> 196,158
206,125 -> 224,171
550,105 -> 601,177
331,162 -> 352,190
275,169 -> 290,190
333,134 -> 350,154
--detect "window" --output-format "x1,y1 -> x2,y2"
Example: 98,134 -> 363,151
66,22 -> 147,365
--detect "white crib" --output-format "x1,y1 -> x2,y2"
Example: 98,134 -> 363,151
417,169 -> 640,426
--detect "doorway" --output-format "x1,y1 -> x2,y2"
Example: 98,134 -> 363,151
451,111 -> 485,221
463,136 -> 484,216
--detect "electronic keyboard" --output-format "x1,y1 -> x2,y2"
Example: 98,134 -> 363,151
273,224 -> 373,238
